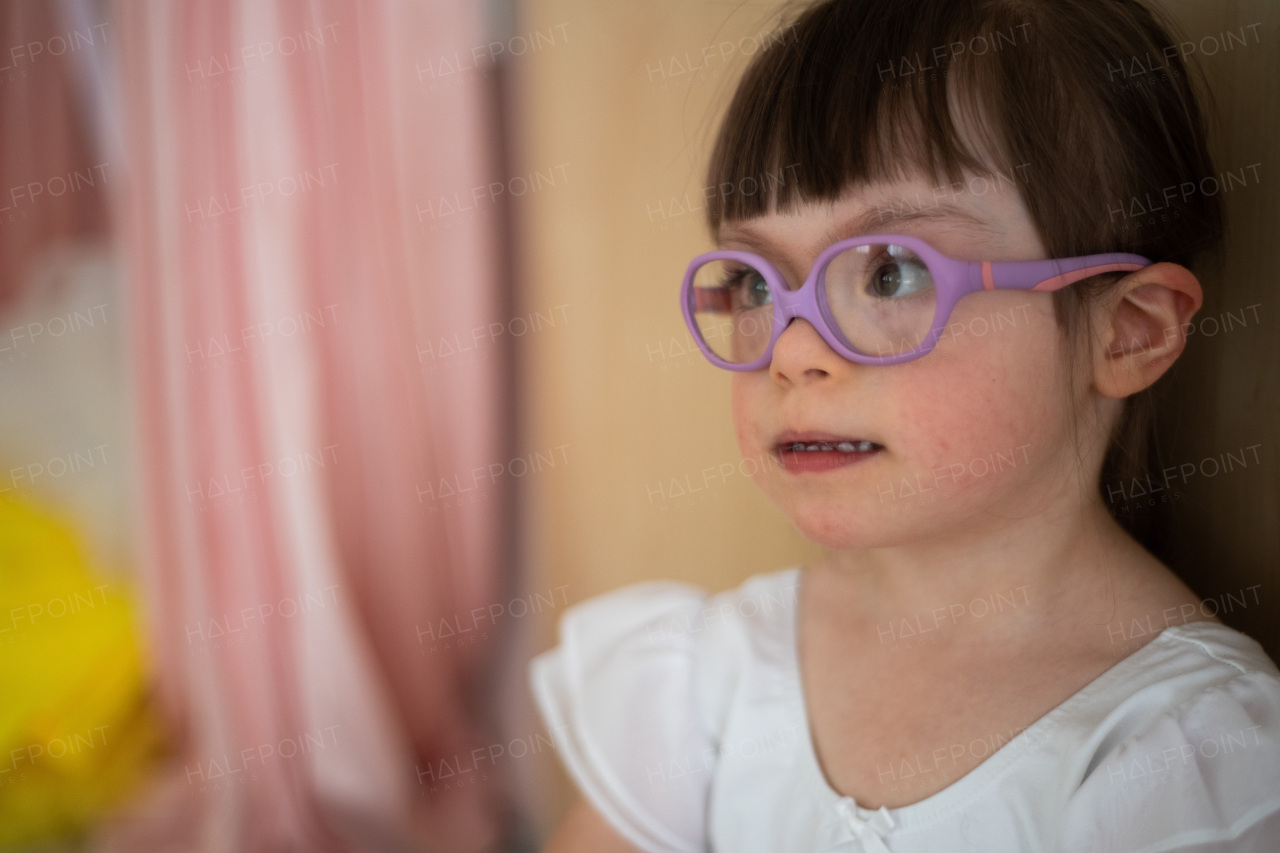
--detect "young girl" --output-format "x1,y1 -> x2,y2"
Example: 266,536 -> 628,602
529,0 -> 1280,850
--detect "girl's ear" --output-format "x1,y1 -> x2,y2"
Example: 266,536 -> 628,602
1092,262 -> 1203,398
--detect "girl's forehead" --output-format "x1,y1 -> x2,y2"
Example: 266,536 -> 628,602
716,171 -> 1040,258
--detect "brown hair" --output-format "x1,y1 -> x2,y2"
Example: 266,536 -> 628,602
704,0 -> 1224,560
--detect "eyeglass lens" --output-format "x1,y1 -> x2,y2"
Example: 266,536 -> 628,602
689,243 -> 938,363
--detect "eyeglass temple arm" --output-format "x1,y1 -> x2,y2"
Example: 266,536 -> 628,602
974,252 -> 1152,293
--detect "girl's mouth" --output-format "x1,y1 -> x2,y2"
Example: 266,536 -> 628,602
774,438 -> 885,473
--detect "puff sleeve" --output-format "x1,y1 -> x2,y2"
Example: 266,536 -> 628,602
529,581 -> 719,853
1057,670 -> 1280,852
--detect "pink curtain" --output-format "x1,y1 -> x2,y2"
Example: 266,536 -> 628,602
104,2 -> 510,850
0,1 -> 110,312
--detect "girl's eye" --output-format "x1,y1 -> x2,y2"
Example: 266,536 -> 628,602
743,271 -> 771,307
868,259 -> 931,299
720,268 -> 772,308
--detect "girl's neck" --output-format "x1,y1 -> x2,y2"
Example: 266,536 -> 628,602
818,494 -> 1173,651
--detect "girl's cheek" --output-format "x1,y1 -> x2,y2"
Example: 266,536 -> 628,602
729,375 -> 752,451
891,334 -> 1057,489
730,373 -> 767,459
731,373 -> 789,494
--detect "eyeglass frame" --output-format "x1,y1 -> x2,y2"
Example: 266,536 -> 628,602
680,233 -> 1152,370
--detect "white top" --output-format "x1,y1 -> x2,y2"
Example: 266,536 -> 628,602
529,566 -> 1280,853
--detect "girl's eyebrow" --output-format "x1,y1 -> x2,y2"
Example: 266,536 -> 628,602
719,202 -> 995,251
831,203 -> 996,242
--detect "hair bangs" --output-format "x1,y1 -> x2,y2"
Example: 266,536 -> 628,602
705,0 -> 1032,235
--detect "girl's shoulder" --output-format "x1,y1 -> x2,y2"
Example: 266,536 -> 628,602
1057,620 -> 1280,851
526,566 -> 801,853
535,565 -> 802,665
531,565 -> 803,725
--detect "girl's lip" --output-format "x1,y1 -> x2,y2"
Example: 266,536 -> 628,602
771,430 -> 886,474
775,443 -> 884,473
772,430 -> 883,451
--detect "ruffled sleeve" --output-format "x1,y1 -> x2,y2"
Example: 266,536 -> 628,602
529,581 -> 718,853
1057,669 -> 1280,852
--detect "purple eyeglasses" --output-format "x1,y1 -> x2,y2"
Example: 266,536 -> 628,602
680,234 -> 1151,369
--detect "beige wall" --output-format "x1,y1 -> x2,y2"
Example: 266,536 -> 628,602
508,0 -> 1279,836
508,1 -> 824,831
511,2 -> 824,615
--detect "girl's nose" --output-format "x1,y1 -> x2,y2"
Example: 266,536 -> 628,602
769,317 -> 848,385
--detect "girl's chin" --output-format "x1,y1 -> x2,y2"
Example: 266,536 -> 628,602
787,512 -> 903,551
781,497 -> 971,551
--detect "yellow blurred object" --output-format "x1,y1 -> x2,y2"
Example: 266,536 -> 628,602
0,493 -> 167,847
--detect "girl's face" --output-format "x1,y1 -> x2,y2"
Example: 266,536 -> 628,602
723,174 -> 1102,550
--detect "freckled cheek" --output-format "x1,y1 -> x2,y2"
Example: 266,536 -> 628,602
889,356 -> 1049,483
730,375 -> 792,497
729,375 -> 766,456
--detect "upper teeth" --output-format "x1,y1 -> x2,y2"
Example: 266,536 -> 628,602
785,441 -> 877,452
